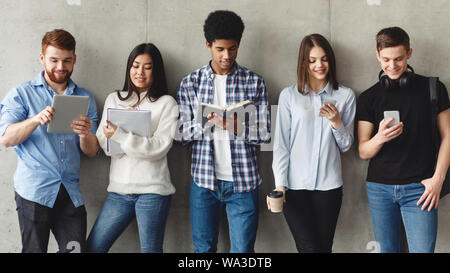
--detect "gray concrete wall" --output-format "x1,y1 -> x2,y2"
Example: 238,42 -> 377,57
0,0 -> 449,253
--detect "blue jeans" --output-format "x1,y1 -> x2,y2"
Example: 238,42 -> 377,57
190,180 -> 259,253
86,192 -> 171,253
366,182 -> 438,253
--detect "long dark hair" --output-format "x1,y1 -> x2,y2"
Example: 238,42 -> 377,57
297,34 -> 338,94
118,43 -> 168,104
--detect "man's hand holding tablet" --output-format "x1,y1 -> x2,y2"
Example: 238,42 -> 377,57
71,115 -> 93,138
47,95 -> 90,134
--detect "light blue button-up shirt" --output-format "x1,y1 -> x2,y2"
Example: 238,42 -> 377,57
272,82 -> 356,191
0,71 -> 98,207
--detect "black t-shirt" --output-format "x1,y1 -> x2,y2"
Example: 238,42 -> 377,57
356,74 -> 450,185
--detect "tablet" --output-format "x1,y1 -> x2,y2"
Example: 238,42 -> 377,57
47,95 -> 90,134
107,108 -> 152,155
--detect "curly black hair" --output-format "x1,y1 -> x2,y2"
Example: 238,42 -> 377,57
203,10 -> 245,44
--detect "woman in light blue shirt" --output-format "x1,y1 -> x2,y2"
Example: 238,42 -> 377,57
269,34 -> 356,253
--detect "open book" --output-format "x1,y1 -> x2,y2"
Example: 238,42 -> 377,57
106,108 -> 152,155
200,100 -> 253,127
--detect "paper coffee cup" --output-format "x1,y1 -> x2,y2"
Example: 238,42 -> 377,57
268,191 -> 284,213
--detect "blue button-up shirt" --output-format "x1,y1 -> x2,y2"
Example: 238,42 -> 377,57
0,72 -> 98,207
272,83 -> 356,191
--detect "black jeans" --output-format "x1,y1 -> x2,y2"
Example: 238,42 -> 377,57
15,184 -> 87,253
283,187 -> 342,253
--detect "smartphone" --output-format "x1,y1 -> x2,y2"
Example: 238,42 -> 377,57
323,98 -> 337,106
383,110 -> 400,128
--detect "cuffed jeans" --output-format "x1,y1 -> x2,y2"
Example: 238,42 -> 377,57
86,192 -> 171,253
190,180 -> 259,253
366,181 -> 438,253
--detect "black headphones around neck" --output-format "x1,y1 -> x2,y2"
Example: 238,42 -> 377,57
378,65 -> 415,90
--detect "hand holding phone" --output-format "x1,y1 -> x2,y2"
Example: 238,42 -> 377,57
383,111 -> 400,128
375,110 -> 403,144
319,100 -> 342,129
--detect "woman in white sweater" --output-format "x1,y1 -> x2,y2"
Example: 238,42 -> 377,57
87,43 -> 179,253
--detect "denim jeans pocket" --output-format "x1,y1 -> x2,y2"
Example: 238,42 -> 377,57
136,194 -> 171,210
402,182 -> 426,203
366,181 -> 390,195
406,182 -> 425,190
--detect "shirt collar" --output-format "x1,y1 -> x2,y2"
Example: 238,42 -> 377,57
302,81 -> 333,96
206,61 -> 239,80
31,71 -> 77,95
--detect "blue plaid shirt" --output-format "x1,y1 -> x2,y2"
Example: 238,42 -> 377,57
176,62 -> 271,193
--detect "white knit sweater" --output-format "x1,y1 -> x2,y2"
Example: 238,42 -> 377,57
96,91 -> 179,196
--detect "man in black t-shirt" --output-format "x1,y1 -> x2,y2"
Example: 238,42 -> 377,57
357,27 -> 450,253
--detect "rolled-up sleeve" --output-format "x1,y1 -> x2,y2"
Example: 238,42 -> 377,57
0,88 -> 27,136
86,93 -> 99,135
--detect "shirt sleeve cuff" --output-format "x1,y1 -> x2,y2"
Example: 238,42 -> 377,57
274,175 -> 289,189
0,115 -> 20,136
331,123 -> 347,140
0,123 -> 10,136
